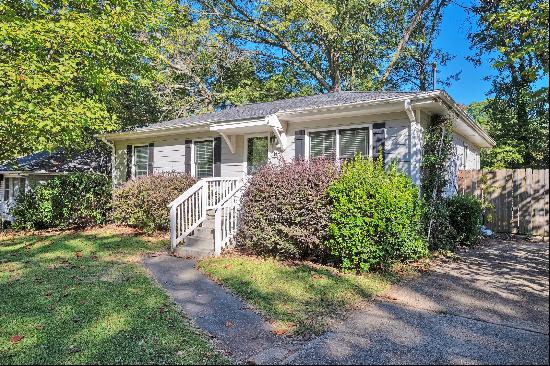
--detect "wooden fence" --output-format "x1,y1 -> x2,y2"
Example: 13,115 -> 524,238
458,169 -> 549,238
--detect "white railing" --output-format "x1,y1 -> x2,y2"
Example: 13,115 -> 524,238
168,177 -> 242,252
214,184 -> 244,255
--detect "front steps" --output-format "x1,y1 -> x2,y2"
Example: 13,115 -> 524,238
172,210 -> 215,258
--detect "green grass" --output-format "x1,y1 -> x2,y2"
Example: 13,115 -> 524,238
0,227 -> 228,365
198,255 -> 394,337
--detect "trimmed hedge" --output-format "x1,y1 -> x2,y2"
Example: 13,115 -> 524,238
112,172 -> 196,233
326,156 -> 428,272
11,173 -> 112,230
236,158 -> 340,260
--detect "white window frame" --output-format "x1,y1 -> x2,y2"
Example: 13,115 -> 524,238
192,138 -> 215,178
243,133 -> 273,175
305,123 -> 373,160
2,176 -> 26,203
132,144 -> 150,179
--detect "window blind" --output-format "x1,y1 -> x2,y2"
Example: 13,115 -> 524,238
309,130 -> 336,159
134,145 -> 149,178
339,127 -> 369,159
195,140 -> 214,178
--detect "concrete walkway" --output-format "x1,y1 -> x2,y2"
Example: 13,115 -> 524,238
145,239 -> 549,365
143,256 -> 303,364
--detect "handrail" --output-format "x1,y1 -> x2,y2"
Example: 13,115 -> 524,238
214,183 -> 244,255
168,177 -> 243,252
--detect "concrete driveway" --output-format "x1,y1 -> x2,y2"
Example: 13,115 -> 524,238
285,239 -> 549,365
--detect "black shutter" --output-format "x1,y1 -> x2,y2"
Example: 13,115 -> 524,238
184,140 -> 192,174
372,123 -> 386,161
295,130 -> 306,160
148,143 -> 154,175
126,145 -> 132,181
213,137 -> 222,177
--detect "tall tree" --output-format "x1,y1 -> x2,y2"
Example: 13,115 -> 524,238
155,7 -> 308,120
195,0 -> 438,92
385,0 -> 460,91
0,0 -> 175,161
468,0 -> 549,168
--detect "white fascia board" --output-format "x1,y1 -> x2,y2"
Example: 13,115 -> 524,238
98,125 -> 211,141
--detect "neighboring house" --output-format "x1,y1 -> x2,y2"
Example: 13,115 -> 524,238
0,149 -> 109,222
100,90 -> 495,257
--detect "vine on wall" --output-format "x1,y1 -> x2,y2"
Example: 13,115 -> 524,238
421,113 -> 455,249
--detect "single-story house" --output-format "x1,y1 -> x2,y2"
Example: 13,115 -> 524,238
99,90 -> 495,256
0,149 -> 109,221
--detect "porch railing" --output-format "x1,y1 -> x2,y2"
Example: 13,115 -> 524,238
168,177 -> 241,252
214,184 -> 244,255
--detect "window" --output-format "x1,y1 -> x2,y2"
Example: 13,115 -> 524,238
3,177 -> 25,202
308,126 -> 370,160
309,130 -> 336,159
194,140 -> 214,178
339,127 -> 369,159
134,145 -> 149,178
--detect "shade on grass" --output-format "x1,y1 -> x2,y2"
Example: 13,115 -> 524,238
198,255 -> 393,336
0,227 -> 228,365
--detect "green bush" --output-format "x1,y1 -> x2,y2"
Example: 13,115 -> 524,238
112,172 -> 196,233
326,156 -> 428,272
11,173 -> 112,230
446,194 -> 483,247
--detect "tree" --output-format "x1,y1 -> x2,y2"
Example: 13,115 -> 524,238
155,7 -> 308,120
468,0 -> 549,168
385,0 -> 460,91
195,0 -> 439,92
0,0 -> 175,161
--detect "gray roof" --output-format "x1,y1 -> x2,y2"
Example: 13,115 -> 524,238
136,91 -> 430,131
0,149 -> 109,174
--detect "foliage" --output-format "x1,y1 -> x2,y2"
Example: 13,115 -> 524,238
445,194 -> 483,247
236,158 -> 340,260
468,0 -> 549,169
11,173 -> 111,230
0,0 -> 175,161
198,255 -> 391,336
156,8 -> 307,120
196,0 -> 445,92
112,172 -> 196,233
420,114 -> 455,250
326,156 -> 428,272
0,228 -> 228,364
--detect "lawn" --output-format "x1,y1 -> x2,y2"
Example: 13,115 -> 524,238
0,226 -> 228,365
198,255 -> 394,337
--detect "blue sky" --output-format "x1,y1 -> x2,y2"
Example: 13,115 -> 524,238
433,2 -> 496,105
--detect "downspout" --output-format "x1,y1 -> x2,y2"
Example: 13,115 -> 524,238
405,100 -> 422,186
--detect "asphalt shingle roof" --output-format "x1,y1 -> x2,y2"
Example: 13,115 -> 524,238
138,91 -> 430,131
0,149 -> 109,173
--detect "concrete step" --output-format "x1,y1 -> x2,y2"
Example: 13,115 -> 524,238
185,235 -> 213,249
193,226 -> 214,238
199,219 -> 215,229
173,245 -> 212,259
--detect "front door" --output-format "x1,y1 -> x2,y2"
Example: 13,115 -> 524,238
246,136 -> 269,175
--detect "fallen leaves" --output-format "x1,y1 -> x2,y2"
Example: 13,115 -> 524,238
224,321 -> 233,328
270,321 -> 296,336
10,335 -> 24,344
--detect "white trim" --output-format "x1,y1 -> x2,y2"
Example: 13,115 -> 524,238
243,133 -> 272,175
304,123 -> 373,160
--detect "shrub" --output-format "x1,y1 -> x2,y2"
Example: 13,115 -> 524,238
446,194 -> 483,247
11,173 -> 112,230
326,156 -> 428,272
112,172 -> 196,233
236,158 -> 340,260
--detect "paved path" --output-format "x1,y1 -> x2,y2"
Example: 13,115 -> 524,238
286,239 -> 549,365
145,239 -> 549,365
144,256 -> 303,364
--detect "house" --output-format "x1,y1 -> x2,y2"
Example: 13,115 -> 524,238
0,149 -> 109,222
99,90 -> 495,256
